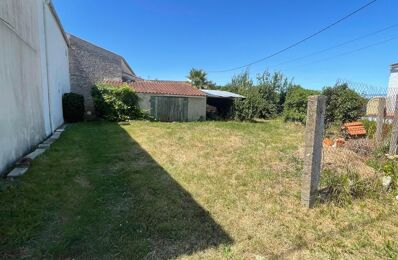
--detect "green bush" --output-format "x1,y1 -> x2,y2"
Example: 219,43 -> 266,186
62,93 -> 85,122
322,83 -> 366,124
92,83 -> 143,121
360,119 -> 392,140
283,85 -> 320,123
382,159 -> 398,190
233,88 -> 271,121
226,70 -> 291,121
360,119 -> 377,138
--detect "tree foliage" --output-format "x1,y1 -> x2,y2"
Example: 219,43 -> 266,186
187,68 -> 215,89
322,83 -> 366,124
224,70 -> 292,121
283,86 -> 320,123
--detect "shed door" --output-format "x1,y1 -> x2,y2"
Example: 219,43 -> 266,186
150,96 -> 188,122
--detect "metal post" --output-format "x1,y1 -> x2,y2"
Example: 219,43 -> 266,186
301,95 -> 326,208
389,95 -> 398,155
375,97 -> 386,146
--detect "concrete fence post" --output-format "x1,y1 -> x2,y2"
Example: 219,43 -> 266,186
389,95 -> 398,155
301,95 -> 326,208
375,97 -> 386,146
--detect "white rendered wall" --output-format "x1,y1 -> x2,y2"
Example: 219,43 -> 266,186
0,0 -> 70,174
43,3 -> 70,130
0,0 -> 46,173
387,65 -> 398,115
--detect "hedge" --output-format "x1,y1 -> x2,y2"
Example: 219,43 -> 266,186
62,93 -> 85,122
91,83 -> 143,121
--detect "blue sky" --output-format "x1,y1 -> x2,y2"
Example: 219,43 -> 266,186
54,0 -> 398,92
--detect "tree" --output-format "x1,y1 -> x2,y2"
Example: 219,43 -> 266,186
187,68 -> 215,89
322,83 -> 366,124
257,71 -> 291,116
283,85 -> 320,123
225,70 -> 292,121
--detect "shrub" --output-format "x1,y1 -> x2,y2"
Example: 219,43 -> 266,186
382,158 -> 398,190
233,88 -> 268,121
92,83 -> 143,121
62,93 -> 85,122
361,119 -> 377,138
226,70 -> 292,121
283,85 -> 320,123
322,83 -> 366,124
360,119 -> 392,139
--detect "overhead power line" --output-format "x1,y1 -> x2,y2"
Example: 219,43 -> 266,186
208,0 -> 378,73
274,22 -> 398,67
292,35 -> 398,69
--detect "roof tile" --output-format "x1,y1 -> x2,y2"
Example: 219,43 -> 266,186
100,80 -> 205,97
130,80 -> 205,96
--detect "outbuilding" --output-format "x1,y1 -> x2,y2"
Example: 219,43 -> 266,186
131,80 -> 206,122
201,89 -> 245,119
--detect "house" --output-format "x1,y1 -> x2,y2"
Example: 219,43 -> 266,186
387,63 -> 398,115
201,90 -> 245,119
103,80 -> 207,121
0,0 -> 70,174
67,34 -> 140,117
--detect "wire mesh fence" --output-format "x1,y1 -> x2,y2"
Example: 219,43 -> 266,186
301,82 -> 398,208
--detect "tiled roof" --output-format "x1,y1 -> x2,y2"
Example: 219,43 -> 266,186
100,80 -> 205,96
130,80 -> 205,96
100,80 -> 125,86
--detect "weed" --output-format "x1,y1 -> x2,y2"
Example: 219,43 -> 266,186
319,169 -> 381,206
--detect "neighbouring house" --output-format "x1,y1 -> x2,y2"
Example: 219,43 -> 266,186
0,0 -> 70,174
366,63 -> 398,121
387,63 -> 398,116
201,90 -> 245,119
67,34 -> 139,117
103,80 -> 207,122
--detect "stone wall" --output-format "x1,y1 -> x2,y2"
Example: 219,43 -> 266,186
68,34 -> 131,116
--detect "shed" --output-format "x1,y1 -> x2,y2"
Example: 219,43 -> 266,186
131,80 -> 206,122
201,89 -> 245,119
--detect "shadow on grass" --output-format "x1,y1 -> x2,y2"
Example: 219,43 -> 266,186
0,122 -> 232,259
113,124 -> 234,258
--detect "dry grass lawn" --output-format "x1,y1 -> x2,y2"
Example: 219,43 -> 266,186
1,120 -> 398,259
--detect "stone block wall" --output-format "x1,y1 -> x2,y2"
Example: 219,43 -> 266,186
67,34 -> 125,116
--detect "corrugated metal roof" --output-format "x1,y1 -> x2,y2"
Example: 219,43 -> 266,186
201,89 -> 245,98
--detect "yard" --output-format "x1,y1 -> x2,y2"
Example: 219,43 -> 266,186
1,120 -> 398,258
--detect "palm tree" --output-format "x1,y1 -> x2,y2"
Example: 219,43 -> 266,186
187,68 -> 208,89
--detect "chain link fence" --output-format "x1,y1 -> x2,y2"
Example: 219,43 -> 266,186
301,80 -> 398,208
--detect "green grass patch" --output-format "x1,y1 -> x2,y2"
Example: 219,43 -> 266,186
1,120 -> 397,258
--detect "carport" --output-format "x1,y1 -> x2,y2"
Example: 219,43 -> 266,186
201,90 -> 245,119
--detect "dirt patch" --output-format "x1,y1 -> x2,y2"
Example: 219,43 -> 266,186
322,146 -> 377,178
295,145 -> 378,178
